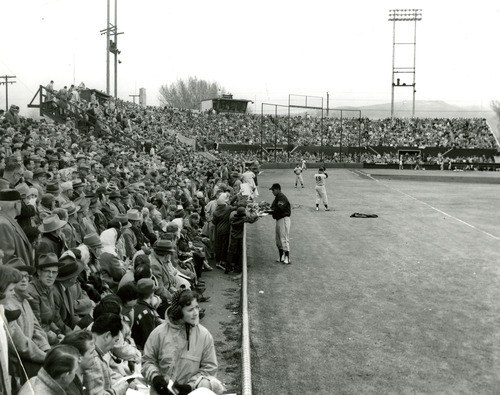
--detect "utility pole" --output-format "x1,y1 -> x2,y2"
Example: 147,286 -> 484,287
326,92 -> 329,117
0,75 -> 16,111
129,94 -> 139,104
100,0 -> 123,98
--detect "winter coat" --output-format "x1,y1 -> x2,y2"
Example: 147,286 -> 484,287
0,213 -> 33,267
27,278 -> 69,344
2,292 -> 50,365
18,368 -> 67,395
142,308 -> 218,392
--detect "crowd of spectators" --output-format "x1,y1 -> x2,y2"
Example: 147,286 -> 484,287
0,87 -> 269,394
121,107 -> 498,150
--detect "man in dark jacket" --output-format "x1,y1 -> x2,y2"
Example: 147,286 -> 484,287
226,207 -> 248,274
36,214 -> 68,264
269,183 -> 291,264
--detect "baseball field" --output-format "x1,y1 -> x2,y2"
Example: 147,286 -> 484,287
246,168 -> 500,394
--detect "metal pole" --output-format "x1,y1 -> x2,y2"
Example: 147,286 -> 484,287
412,13 -> 417,118
339,110 -> 343,163
106,0 -> 110,95
5,80 -> 8,111
260,103 -> 263,162
288,95 -> 291,163
274,106 -> 277,163
391,18 -> 396,118
114,0 -> 118,99
320,108 -> 324,161
326,92 -> 329,117
358,112 -> 361,163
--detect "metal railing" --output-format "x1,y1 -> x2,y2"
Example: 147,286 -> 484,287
241,223 -> 252,395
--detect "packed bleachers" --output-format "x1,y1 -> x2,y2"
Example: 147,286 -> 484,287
0,86 -> 270,394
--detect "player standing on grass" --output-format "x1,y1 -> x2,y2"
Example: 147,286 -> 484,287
314,167 -> 330,211
268,183 -> 291,264
293,163 -> 304,188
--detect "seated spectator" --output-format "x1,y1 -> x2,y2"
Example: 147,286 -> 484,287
60,330 -> 96,395
0,189 -> 33,267
36,214 -> 68,263
27,253 -> 69,345
99,227 -> 127,293
2,259 -> 50,384
53,253 -> 91,332
131,278 -> 163,350
85,313 -> 130,395
18,345 -> 81,395
142,289 -> 225,395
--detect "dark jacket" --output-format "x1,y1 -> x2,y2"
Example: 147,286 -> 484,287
271,191 -> 291,220
212,205 -> 232,235
36,233 -> 66,264
132,300 -> 162,350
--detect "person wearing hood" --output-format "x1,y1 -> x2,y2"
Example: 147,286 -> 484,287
142,289 -> 225,395
99,227 -> 127,293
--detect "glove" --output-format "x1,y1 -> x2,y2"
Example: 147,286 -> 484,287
152,376 -> 171,395
173,381 -> 192,395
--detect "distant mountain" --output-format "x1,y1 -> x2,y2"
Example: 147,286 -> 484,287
336,100 -> 493,118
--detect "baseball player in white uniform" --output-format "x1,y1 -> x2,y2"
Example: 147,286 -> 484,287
314,167 -> 330,211
293,163 -> 304,188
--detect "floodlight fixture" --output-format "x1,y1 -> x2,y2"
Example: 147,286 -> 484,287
388,9 -> 422,21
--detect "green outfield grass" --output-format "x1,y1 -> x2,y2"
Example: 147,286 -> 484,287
247,169 -> 500,395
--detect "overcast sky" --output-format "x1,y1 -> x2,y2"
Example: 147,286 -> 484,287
1,0 -> 499,116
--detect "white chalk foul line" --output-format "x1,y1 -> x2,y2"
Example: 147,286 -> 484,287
359,171 -> 500,242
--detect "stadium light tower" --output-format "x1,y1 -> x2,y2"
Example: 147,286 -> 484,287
388,9 -> 422,118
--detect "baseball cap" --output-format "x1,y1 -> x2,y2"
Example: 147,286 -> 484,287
269,183 -> 281,190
